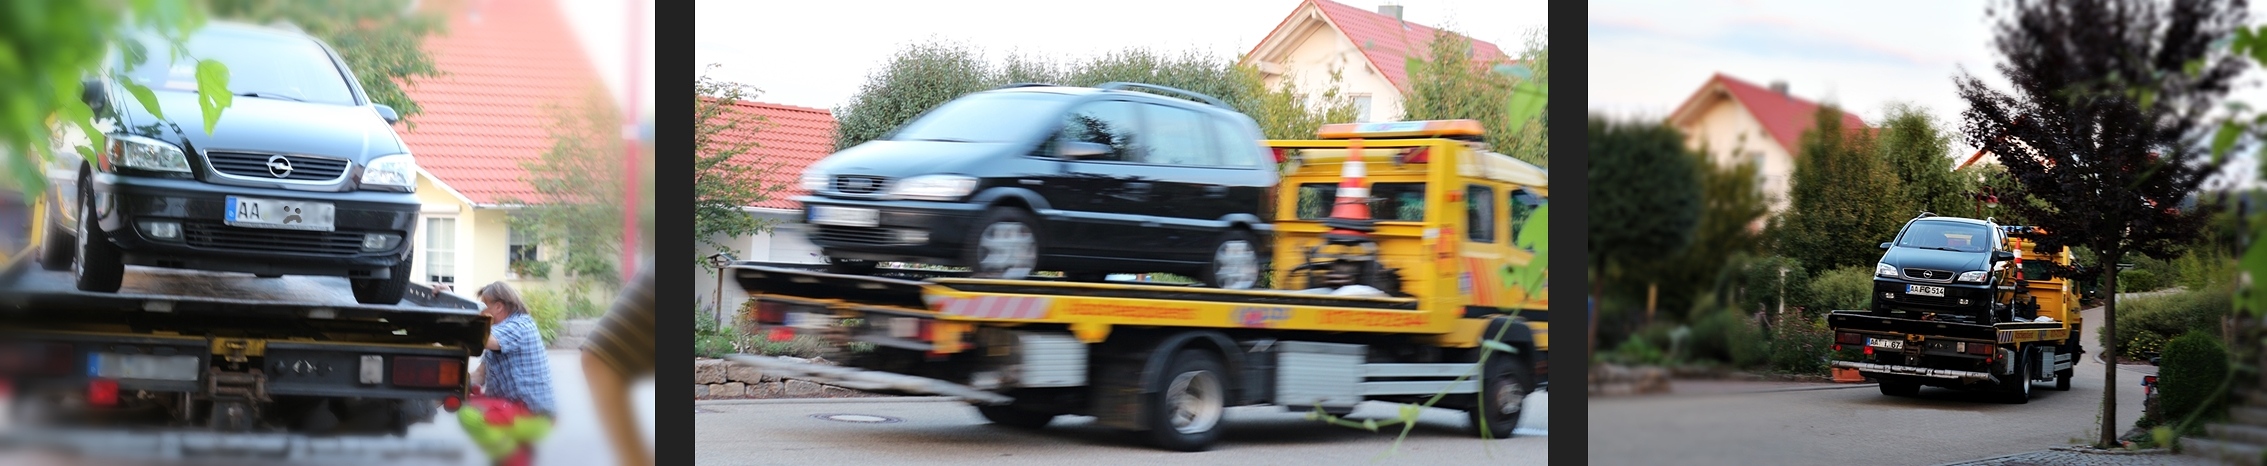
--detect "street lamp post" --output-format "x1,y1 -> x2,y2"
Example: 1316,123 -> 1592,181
707,253 -> 735,325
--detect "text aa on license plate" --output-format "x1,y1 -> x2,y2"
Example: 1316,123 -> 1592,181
89,353 -> 202,381
226,196 -> 336,231
809,206 -> 879,228
1906,284 -> 1946,297
1868,338 -> 1905,350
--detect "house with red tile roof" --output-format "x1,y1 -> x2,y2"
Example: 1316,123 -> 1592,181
1239,0 -> 1508,123
693,99 -> 837,320
1666,73 -> 1870,215
394,0 -> 617,291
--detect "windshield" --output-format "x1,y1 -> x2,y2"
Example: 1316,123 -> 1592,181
1896,220 -> 1994,253
117,28 -> 358,106
890,93 -> 1070,143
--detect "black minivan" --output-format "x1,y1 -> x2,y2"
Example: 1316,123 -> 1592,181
40,23 -> 421,304
1872,214 -> 2018,323
796,82 -> 1277,288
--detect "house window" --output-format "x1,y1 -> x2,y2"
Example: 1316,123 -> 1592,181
424,217 -> 456,285
507,227 -> 539,279
1352,94 -> 1374,123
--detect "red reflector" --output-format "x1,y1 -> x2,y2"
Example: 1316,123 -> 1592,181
1863,346 -> 1873,355
2144,376 -> 2158,384
1832,345 -> 1841,351
88,378 -> 118,407
917,319 -> 934,341
442,395 -> 462,412
392,356 -> 465,388
767,326 -> 795,342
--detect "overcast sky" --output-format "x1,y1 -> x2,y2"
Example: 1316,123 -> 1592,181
558,0 -> 655,121
694,0 -> 1545,111
1589,0 -> 2267,188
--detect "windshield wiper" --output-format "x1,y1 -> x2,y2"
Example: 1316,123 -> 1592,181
233,91 -> 304,102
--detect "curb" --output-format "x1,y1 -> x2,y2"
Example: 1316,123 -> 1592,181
1745,383 -> 1879,394
697,396 -> 956,406
1928,450 -> 2036,466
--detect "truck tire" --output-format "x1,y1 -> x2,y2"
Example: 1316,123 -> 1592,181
974,404 -> 1057,429
2001,348 -> 2031,404
38,193 -> 73,271
1878,379 -> 1920,397
2054,368 -> 2073,391
351,256 -> 412,305
72,181 -> 123,293
1143,349 -> 1227,452
1200,229 -> 1263,290
964,208 -> 1041,280
1468,343 -> 1532,438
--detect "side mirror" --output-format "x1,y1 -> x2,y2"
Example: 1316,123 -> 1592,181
1879,242 -> 1892,250
374,104 -> 401,124
81,78 -> 107,112
1992,250 -> 2017,262
1059,141 -> 1109,159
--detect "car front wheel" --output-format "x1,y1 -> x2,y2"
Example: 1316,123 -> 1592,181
1201,230 -> 1263,289
72,181 -> 123,293
351,256 -> 412,305
964,208 -> 1040,280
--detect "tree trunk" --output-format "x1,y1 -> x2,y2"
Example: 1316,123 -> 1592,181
2098,256 -> 2120,447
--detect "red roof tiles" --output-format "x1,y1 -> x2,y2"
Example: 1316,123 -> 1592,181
1672,73 -> 1869,154
395,0 -> 609,205
707,99 -> 836,210
1263,0 -> 1508,91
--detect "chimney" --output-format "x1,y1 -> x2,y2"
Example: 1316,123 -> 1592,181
1378,4 -> 1403,20
1769,80 -> 1789,96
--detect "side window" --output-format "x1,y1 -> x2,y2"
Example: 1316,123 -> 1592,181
1509,188 -> 1543,247
1468,185 -> 1495,243
1210,117 -> 1258,167
1139,104 -> 1217,166
1060,100 -> 1145,162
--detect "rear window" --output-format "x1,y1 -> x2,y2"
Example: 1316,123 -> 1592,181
1294,182 -> 1426,221
1896,220 -> 1994,253
892,93 -> 1072,143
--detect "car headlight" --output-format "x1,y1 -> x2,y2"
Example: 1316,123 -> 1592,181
1876,262 -> 1898,278
1956,270 -> 1988,283
110,136 -> 190,173
360,154 -> 417,191
889,174 -> 979,201
800,169 -> 829,192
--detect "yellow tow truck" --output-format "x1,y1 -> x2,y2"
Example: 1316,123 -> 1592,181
1828,224 -> 2084,403
727,120 -> 1547,451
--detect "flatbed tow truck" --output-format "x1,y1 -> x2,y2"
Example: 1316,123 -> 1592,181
727,120 -> 1549,451
0,193 -> 484,463
1828,224 -> 2083,403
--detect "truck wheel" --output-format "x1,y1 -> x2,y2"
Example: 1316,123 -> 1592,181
2054,367 -> 2073,391
1143,349 -> 1227,452
38,193 -> 73,271
974,404 -> 1057,429
1468,344 -> 1532,438
2001,350 -> 2031,404
1878,380 -> 1920,397
964,208 -> 1040,280
71,182 -> 123,293
1200,230 -> 1263,290
351,256 -> 413,305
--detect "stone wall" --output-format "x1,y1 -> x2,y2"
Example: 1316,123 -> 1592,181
693,357 -> 876,399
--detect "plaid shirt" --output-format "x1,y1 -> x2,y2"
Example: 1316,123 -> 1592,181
483,312 -> 557,415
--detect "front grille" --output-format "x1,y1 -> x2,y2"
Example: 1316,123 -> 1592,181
206,152 -> 350,181
833,175 -> 889,195
811,225 -> 897,246
1902,268 -> 1955,282
184,221 -> 366,255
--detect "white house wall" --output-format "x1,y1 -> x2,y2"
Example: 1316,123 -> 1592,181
1266,15 -> 1405,123
1677,94 -> 1795,214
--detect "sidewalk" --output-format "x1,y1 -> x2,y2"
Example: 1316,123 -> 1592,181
1935,447 -> 2219,466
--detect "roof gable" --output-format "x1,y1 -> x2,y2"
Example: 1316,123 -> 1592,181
395,0 -> 608,206
1668,73 -> 1868,155
706,99 -> 836,210
1245,0 -> 1509,91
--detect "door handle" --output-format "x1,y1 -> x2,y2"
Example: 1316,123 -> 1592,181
1126,182 -> 1152,194
1204,185 -> 1228,198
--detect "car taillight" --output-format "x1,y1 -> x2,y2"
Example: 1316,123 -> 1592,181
88,378 -> 118,407
756,301 -> 788,325
1835,332 -> 1864,345
391,356 -> 464,388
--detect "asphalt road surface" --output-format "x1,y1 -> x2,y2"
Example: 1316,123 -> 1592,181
696,391 -> 1550,465
1587,304 -> 2152,466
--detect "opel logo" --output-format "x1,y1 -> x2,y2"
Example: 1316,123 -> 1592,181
845,177 -> 873,190
266,155 -> 294,178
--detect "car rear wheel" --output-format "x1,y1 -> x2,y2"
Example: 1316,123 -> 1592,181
964,208 -> 1040,280
1201,230 -> 1262,290
38,191 -> 73,271
72,181 -> 123,293
351,256 -> 412,305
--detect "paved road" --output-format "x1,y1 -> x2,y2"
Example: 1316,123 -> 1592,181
696,392 -> 1549,465
1587,305 -> 2153,466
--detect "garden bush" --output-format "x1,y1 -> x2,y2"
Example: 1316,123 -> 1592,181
2157,331 -> 2230,434
1686,306 -> 1769,369
2119,269 -> 2165,293
1803,266 -> 1874,314
523,287 -> 566,345
2103,284 -> 2230,360
1767,310 -> 1833,375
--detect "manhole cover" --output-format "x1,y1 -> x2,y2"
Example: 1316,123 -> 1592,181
810,413 -> 901,424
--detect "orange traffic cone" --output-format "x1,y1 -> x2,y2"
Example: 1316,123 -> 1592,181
2010,237 -> 2023,280
1322,138 -> 1376,242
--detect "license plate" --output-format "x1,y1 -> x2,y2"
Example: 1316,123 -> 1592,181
1906,284 -> 1946,297
1868,338 -> 1905,350
89,353 -> 201,381
784,312 -> 829,330
889,317 -> 920,339
225,196 -> 336,231
809,206 -> 879,227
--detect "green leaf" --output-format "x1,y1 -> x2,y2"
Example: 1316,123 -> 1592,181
1482,339 -> 1517,355
195,59 -> 230,134
1361,419 -> 1378,431
2212,123 -> 2242,164
122,82 -> 163,120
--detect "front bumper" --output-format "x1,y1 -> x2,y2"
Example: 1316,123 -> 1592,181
798,196 -> 986,264
90,173 -> 418,277
1871,278 -> 1994,313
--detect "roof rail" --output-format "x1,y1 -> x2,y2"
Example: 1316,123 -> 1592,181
1916,211 -> 1936,218
1095,82 -> 1228,108
995,82 -> 1059,90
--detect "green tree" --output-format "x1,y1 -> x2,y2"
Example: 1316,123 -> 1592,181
1400,28 -> 1542,166
1648,146 -> 1771,322
832,41 -> 995,151
205,0 -> 442,127
1,1 -> 230,197
1588,116 -> 1703,352
1953,0 -> 2243,447
1875,104 -> 1968,217
1781,106 -> 1903,272
693,66 -> 781,264
506,89 -> 623,289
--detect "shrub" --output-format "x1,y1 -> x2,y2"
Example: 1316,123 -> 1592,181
2119,269 -> 2164,293
2174,252 -> 2235,291
522,287 -> 566,345
1685,306 -> 1769,368
1736,256 -> 1809,316
1767,310 -> 1833,375
2157,331 -> 2230,435
1610,337 -> 1666,366
1802,266 -> 1875,314
2104,284 -> 2230,360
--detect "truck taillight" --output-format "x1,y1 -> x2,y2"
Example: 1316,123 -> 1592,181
756,301 -> 788,325
391,356 -> 464,388
88,378 -> 118,407
1963,342 -> 1993,355
1835,332 -> 1864,345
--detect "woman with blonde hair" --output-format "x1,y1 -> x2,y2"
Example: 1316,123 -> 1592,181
462,281 -> 556,466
